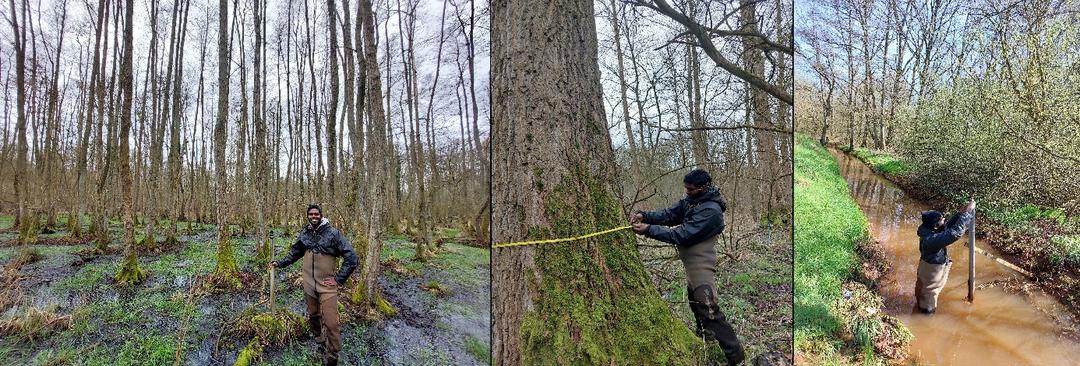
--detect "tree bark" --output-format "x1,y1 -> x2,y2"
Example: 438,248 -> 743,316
491,0 -> 701,363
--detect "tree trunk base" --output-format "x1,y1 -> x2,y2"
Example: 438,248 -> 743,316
114,251 -> 148,286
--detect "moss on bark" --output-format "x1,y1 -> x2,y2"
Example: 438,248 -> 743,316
517,167 -> 701,365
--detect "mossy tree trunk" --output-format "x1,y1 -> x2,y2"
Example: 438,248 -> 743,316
354,0 -> 392,314
253,0 -> 270,263
212,0 -> 239,288
115,0 -> 147,286
491,0 -> 701,364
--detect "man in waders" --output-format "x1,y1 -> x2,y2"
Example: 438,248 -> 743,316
914,200 -> 975,314
270,204 -> 359,366
630,169 -> 745,366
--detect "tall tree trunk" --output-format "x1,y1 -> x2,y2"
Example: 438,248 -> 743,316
326,0 -> 340,205
609,0 -> 641,190
740,0 -> 775,215
354,0 -> 392,315
491,0 -> 701,363
9,0 -> 30,243
213,0 -> 239,288
252,0 -> 269,262
115,0 -> 147,285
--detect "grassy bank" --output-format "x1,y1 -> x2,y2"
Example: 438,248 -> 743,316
794,135 -> 910,364
844,145 -> 1080,316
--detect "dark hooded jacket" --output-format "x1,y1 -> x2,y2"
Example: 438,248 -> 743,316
918,210 -> 974,265
639,187 -> 727,247
274,218 -> 359,285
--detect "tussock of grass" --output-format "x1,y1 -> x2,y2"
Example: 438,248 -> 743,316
0,305 -> 74,343
226,306 -> 306,366
229,307 -> 306,346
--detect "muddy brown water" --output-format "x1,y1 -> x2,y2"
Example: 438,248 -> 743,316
832,150 -> 1080,365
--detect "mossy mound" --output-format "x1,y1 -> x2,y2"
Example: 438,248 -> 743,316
227,306 -> 306,366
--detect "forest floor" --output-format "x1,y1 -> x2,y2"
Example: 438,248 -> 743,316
639,213 -> 794,364
0,216 -> 490,366
846,146 -> 1080,322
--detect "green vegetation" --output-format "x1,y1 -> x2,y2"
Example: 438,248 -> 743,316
794,135 -> 910,364
851,148 -> 908,175
464,334 -> 491,365
1048,235 -> 1080,267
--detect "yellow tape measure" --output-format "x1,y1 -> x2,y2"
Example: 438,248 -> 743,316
492,225 -> 633,248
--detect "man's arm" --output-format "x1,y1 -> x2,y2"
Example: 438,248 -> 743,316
921,210 -> 974,253
333,230 -> 359,285
639,200 -> 686,226
644,205 -> 724,247
273,237 -> 305,268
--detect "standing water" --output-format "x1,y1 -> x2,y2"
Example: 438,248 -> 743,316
832,150 -> 1080,365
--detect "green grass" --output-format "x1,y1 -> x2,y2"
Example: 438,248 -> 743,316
464,334 -> 492,365
794,135 -> 871,361
57,261 -> 115,292
851,148 -> 909,175
84,334 -> 177,365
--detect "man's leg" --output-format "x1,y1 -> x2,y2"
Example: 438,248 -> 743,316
318,291 -> 342,366
305,293 -> 324,343
690,284 -> 745,365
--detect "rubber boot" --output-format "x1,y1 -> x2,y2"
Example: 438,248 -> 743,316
691,285 -> 745,365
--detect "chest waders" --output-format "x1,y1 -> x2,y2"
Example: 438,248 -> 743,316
302,250 -> 342,366
678,234 -> 745,365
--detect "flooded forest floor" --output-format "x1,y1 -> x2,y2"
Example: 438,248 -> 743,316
0,216 -> 491,365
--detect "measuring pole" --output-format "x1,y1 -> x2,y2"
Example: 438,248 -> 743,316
269,242 -> 276,311
968,211 -> 975,302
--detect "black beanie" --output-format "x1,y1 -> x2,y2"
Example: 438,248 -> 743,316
921,210 -> 942,228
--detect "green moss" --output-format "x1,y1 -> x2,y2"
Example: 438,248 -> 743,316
517,163 -> 700,365
139,228 -> 158,251
114,251 -> 149,286
232,340 -> 263,366
17,214 -> 40,245
212,235 -> 242,289
376,295 -> 398,317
